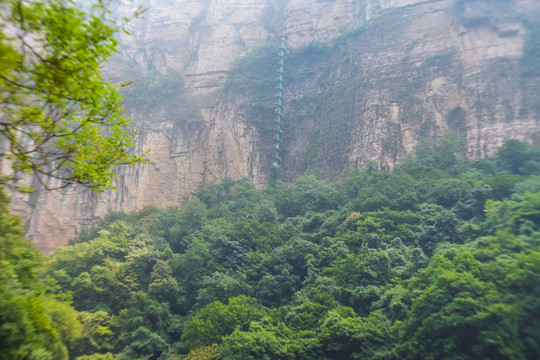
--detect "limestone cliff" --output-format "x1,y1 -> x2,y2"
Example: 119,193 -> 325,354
13,0 -> 540,253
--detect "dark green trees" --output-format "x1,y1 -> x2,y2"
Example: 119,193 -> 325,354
3,138 -> 540,359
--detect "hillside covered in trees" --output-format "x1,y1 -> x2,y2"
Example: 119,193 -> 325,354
2,135 -> 540,359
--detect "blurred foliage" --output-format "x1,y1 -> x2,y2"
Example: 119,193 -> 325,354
224,43 -> 279,98
122,69 -> 200,125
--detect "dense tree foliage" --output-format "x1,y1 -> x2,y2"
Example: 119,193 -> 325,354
2,137 -> 540,359
0,188 -> 82,359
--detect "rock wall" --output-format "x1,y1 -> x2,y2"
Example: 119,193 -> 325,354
12,0 -> 540,253
279,0 -> 540,180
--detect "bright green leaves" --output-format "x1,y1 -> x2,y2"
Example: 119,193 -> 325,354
0,0 -> 145,191
0,188 -> 73,359
396,229 -> 540,360
181,296 -> 266,352
320,309 -> 394,359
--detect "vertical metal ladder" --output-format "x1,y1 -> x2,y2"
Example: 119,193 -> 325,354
273,37 -> 286,166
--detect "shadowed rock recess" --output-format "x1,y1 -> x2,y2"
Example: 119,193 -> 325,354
12,0 -> 540,252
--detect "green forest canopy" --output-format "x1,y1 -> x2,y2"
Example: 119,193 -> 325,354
2,136 -> 540,359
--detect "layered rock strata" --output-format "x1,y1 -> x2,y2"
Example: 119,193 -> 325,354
11,0 -> 540,252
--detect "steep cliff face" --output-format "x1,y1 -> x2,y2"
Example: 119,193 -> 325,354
279,0 -> 540,180
13,0 -> 540,252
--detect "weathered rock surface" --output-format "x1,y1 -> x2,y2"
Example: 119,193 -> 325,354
12,0 -> 540,253
279,0 -> 540,180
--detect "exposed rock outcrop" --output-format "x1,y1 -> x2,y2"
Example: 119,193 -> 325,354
12,0 -> 540,252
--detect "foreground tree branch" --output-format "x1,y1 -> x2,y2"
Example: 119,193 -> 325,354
0,0 -> 146,192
